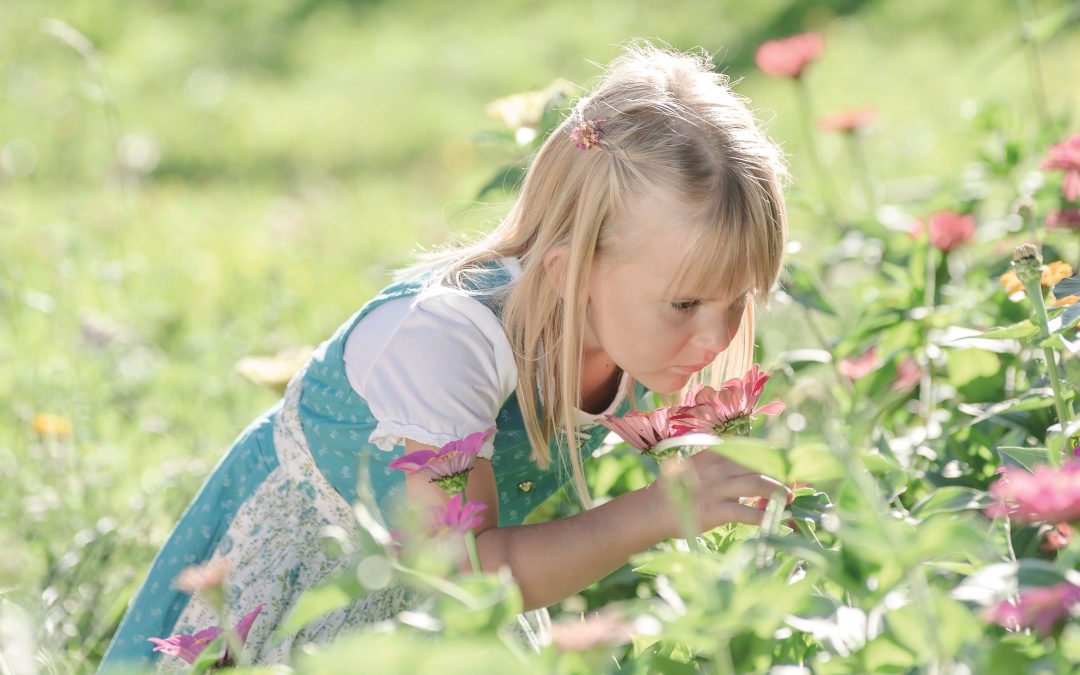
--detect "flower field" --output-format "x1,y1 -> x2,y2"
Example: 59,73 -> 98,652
2,1 -> 1080,673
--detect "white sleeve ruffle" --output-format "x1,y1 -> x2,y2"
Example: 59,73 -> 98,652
342,287 -> 518,459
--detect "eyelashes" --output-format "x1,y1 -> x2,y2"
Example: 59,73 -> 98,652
671,300 -> 703,312
670,293 -> 750,315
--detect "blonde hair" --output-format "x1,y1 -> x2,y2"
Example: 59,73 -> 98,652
395,40 -> 788,506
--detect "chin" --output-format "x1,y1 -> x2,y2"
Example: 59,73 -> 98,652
638,371 -> 691,395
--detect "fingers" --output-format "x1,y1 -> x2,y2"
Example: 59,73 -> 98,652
715,502 -> 769,526
707,473 -> 792,504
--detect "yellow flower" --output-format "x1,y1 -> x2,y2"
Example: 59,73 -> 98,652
999,270 -> 1024,296
32,413 -> 72,439
1042,261 -> 1073,288
484,79 -> 574,132
1000,262 -> 1074,301
1051,295 -> 1079,307
235,345 -> 313,391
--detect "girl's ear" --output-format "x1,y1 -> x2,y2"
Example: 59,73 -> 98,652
542,245 -> 569,299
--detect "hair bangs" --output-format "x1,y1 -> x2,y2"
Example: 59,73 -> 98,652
665,189 -> 776,305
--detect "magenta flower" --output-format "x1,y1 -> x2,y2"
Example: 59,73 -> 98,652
818,106 -> 878,134
890,356 -> 921,392
986,462 -> 1080,524
1047,209 -> 1080,231
983,582 -> 1080,636
429,493 -> 487,536
1041,133 -> 1080,201
754,32 -> 824,79
598,407 -> 690,458
148,604 -> 263,666
911,211 -> 976,253
389,427 -> 495,495
673,365 -> 785,437
837,347 -> 878,381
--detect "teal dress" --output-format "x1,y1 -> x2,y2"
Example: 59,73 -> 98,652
99,261 -> 646,672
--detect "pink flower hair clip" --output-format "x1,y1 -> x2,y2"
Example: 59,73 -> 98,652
567,110 -> 605,151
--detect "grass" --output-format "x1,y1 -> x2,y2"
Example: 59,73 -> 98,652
1,0 -> 1078,669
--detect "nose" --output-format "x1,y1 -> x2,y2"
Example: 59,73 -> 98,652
691,312 -> 734,355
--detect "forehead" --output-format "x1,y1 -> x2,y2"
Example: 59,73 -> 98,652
602,186 -> 756,299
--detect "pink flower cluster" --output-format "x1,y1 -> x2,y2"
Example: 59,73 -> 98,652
1042,132 -> 1080,201
389,427 -> 495,495
754,32 -> 824,79
818,107 -> 878,134
429,493 -> 487,536
910,211 -> 976,253
837,347 -> 921,391
149,604 -> 264,666
986,461 -> 1080,524
599,366 -> 784,457
984,582 -> 1080,636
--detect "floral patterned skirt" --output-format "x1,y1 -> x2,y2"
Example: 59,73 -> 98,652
100,364 -> 547,673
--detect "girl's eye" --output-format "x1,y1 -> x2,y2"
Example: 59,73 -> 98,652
671,300 -> 702,313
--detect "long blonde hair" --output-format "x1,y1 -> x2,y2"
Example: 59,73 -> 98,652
395,40 -> 788,506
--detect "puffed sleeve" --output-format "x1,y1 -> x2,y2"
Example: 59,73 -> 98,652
342,287 -> 518,460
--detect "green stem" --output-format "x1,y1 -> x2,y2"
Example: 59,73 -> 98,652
824,424 -> 951,671
464,529 -> 483,574
845,133 -> 878,216
1021,279 -> 1074,467
459,492 -> 484,574
793,78 -> 839,223
1017,0 -> 1050,126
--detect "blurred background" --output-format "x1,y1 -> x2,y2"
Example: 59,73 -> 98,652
1,0 -> 1078,670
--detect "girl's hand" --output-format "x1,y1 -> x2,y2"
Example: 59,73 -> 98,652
646,450 -> 793,538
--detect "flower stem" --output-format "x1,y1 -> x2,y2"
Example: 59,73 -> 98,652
1025,288 -> 1073,467
464,529 -> 483,575
823,423 -> 951,671
793,78 -> 839,224
845,133 -> 878,216
1017,0 -> 1050,127
1014,249 -> 1074,467
459,492 -> 484,574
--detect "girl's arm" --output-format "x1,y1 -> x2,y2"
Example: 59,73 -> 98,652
404,439 -> 790,612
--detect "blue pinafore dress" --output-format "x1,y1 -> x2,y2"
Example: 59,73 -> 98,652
99,261 -> 646,672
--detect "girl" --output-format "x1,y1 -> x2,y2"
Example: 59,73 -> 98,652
100,40 -> 791,672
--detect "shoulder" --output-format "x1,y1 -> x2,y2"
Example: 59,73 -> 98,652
343,285 -> 517,403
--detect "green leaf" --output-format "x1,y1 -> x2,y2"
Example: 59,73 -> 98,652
972,320 -> 1040,340
1051,301 -> 1080,334
782,262 -> 837,316
910,487 -> 995,518
959,392 -> 1056,426
887,590 -> 980,659
952,560 -> 1080,607
1053,275 -> 1080,299
996,446 -> 1051,472
789,490 -> 834,528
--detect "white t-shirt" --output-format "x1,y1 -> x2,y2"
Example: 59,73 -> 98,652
342,256 -> 628,459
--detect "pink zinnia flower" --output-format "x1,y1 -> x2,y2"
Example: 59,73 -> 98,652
598,407 -> 690,459
389,427 -> 495,495
1041,522 -> 1073,554
1041,133 -> 1080,201
891,357 -> 921,392
673,365 -> 785,437
837,347 -> 878,381
549,608 -> 637,652
429,493 -> 487,536
754,32 -> 824,79
911,211 -> 976,253
1047,209 -> 1080,231
986,462 -> 1080,524
148,604 -> 264,666
983,582 -> 1080,636
818,107 -> 878,133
